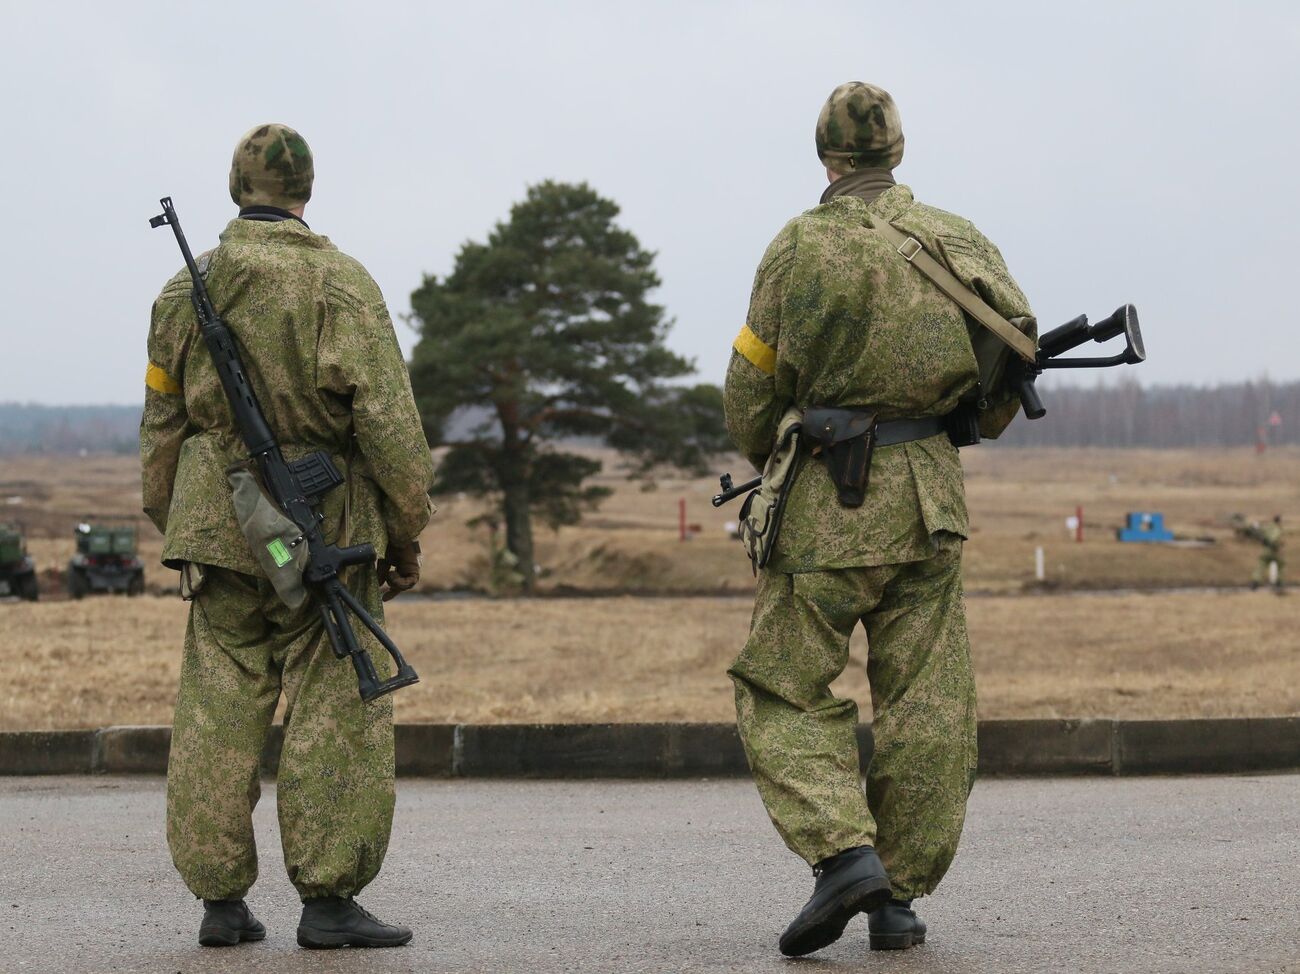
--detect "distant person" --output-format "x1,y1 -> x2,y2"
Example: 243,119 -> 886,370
140,124 -> 434,949
724,82 -> 1035,955
1235,514 -> 1285,591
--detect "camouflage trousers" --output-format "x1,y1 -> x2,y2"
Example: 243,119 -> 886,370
1253,553 -> 1284,586
729,534 -> 976,901
166,565 -> 395,902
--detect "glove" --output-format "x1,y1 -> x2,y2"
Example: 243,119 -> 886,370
377,540 -> 422,601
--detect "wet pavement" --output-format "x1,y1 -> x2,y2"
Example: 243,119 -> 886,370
2,774 -> 1299,973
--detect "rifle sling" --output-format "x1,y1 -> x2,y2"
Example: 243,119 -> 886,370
871,213 -> 1037,366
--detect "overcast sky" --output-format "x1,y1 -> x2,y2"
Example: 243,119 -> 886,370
2,0 -> 1297,405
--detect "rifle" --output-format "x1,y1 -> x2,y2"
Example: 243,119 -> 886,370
713,304 -> 1146,507
150,197 -> 419,702
1012,304 -> 1145,420
712,473 -> 761,507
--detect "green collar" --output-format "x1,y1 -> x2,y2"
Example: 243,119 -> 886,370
218,216 -> 335,251
818,182 -> 916,224
819,168 -> 897,206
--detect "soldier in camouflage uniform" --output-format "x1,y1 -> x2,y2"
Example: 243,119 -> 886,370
725,83 -> 1035,956
1236,515 -> 1285,590
140,124 -> 434,949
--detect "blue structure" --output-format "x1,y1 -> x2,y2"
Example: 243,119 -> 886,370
1117,511 -> 1175,543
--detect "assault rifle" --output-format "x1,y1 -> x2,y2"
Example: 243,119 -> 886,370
149,197 -> 419,701
712,304 -> 1146,507
1012,303 -> 1145,420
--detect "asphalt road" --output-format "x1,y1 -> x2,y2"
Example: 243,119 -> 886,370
2,775 -> 1299,974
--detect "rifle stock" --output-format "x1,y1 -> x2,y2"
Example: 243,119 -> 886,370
1017,304 -> 1146,418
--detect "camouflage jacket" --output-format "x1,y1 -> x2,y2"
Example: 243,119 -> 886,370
1262,523 -> 1284,553
724,183 -> 1033,572
1239,521 -> 1283,554
140,216 -> 434,575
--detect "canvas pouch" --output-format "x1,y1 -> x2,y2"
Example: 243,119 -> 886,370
226,461 -> 309,609
737,407 -> 804,574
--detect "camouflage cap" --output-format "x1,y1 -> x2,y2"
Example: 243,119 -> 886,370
228,123 -> 314,209
816,82 -> 904,174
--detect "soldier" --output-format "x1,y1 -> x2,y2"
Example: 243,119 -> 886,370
725,82 -> 1035,955
140,124 -> 435,949
1236,514 -> 1285,590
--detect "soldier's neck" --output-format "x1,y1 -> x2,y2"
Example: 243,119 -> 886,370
239,205 -> 310,229
820,168 -> 896,205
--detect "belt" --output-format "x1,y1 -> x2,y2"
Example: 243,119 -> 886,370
874,415 -> 946,446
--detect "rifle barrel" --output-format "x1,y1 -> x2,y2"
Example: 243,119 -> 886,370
712,475 -> 761,507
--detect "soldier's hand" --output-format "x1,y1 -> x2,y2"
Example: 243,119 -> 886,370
377,540 -> 422,601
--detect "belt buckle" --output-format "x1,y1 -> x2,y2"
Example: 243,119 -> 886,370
898,237 -> 923,262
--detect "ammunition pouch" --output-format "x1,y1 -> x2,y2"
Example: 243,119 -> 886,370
737,408 -> 804,574
227,461 -> 309,610
802,407 -> 879,508
944,401 -> 982,448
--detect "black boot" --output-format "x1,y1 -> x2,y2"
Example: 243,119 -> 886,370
198,899 -> 266,947
868,897 -> 926,950
778,845 -> 891,957
297,896 -> 413,949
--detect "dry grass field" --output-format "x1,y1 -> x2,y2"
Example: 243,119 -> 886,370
0,447 -> 1296,730
1,447 -> 1297,597
1,589 -> 1296,731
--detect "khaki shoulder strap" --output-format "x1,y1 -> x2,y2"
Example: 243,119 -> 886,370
871,212 -> 1037,362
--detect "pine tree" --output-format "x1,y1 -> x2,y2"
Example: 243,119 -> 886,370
410,181 -> 727,592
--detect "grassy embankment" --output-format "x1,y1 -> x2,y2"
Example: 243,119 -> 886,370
2,588 -> 1296,730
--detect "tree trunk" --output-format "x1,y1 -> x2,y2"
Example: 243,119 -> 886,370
501,478 -> 535,593
496,394 -> 536,594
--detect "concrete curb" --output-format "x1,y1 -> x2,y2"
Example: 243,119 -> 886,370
978,719 -> 1115,775
1114,717 -> 1300,775
0,731 -> 96,775
1,719 -> 1298,778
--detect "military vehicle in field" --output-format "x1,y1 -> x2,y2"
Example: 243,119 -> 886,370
66,521 -> 145,598
0,523 -> 39,601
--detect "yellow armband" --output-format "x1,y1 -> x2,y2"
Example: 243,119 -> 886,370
733,324 -> 776,376
145,362 -> 181,395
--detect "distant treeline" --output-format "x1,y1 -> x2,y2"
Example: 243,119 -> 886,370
0,380 -> 1296,454
0,403 -> 140,455
997,378 -> 1298,448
